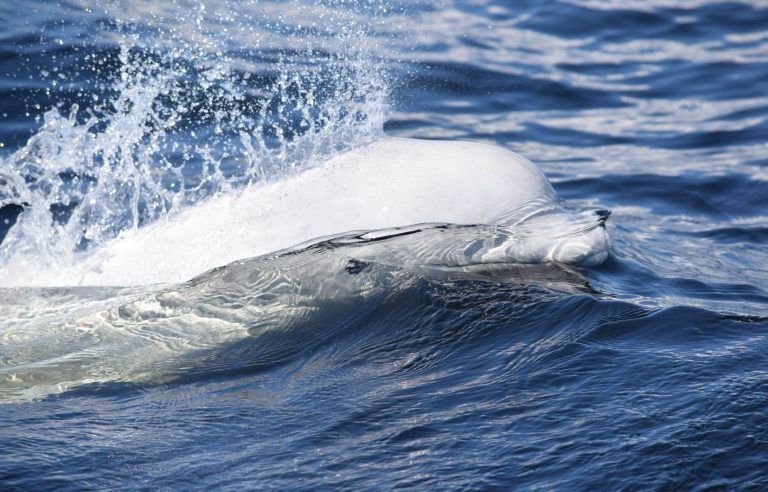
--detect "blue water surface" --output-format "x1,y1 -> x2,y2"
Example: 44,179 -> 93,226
1,0 -> 768,489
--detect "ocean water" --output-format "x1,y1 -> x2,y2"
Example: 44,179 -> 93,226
1,0 -> 768,489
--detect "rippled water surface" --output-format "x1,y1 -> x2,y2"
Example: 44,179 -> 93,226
2,0 -> 768,489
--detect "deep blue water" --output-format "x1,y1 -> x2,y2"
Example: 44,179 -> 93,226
2,0 -> 768,490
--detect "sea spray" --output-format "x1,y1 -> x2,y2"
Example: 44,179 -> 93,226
0,0 -> 392,286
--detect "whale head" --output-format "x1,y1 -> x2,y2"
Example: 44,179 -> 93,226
550,210 -> 611,267
538,208 -> 612,266
485,206 -> 611,267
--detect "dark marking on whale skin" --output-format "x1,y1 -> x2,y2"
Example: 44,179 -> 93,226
595,209 -> 611,228
345,259 -> 369,275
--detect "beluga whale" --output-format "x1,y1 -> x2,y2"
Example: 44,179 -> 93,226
7,137 -> 611,287
0,137 -> 613,400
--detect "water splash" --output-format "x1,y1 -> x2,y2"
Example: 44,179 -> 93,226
0,0 -> 391,285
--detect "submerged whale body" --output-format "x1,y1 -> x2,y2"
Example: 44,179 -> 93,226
13,137 -> 612,286
0,237 -> 599,402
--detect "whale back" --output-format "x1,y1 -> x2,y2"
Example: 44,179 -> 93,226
327,137 -> 558,227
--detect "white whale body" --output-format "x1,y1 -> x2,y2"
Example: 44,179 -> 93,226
0,136 -> 613,400
5,137 -> 611,286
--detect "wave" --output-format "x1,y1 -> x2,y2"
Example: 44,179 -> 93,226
0,223 -> 605,402
4,223 -> 765,405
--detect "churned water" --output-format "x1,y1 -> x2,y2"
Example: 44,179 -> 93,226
1,0 -> 768,489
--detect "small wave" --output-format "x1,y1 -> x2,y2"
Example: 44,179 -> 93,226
0,220 -> 608,403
